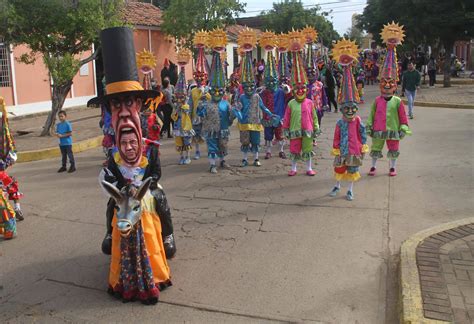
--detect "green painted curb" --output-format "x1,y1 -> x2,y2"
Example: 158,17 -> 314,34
399,217 -> 474,324
402,99 -> 474,110
17,135 -> 103,163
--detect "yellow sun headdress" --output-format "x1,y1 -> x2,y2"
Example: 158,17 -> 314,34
331,38 -> 359,66
193,30 -> 210,85
333,39 -> 360,105
379,22 -> 405,81
238,27 -> 257,84
136,49 -> 156,75
302,26 -> 318,45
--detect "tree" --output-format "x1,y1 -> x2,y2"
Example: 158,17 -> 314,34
0,0 -> 123,136
161,0 -> 246,49
260,0 -> 339,47
344,27 -> 364,48
138,0 -> 170,10
357,0 -> 474,87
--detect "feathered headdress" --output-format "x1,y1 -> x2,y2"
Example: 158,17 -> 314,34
333,38 -> 360,105
238,27 -> 257,84
209,28 -> 227,89
288,30 -> 308,87
193,30 -> 210,84
379,22 -> 405,81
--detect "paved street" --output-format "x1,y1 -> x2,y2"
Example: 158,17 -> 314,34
1,85 -> 473,323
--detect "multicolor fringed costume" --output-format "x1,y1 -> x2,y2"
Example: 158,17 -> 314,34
0,97 -> 23,239
197,29 -> 234,173
259,31 -> 287,160
282,30 -> 319,176
367,22 -> 411,177
189,31 -> 211,160
234,28 -> 276,167
172,49 -> 194,165
329,39 -> 368,200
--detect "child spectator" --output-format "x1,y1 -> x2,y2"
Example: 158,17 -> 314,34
56,111 -> 76,173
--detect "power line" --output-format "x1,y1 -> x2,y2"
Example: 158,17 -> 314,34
244,0 -> 366,14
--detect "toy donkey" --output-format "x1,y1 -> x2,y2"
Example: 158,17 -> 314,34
101,177 -> 171,304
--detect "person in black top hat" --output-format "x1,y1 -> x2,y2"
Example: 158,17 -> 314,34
88,27 -> 176,260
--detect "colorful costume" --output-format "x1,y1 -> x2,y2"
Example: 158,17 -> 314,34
234,28 -> 277,167
0,97 -> 23,240
172,49 -> 194,165
282,30 -> 319,176
329,39 -> 368,200
197,29 -> 234,173
367,22 -> 411,177
189,31 -> 211,160
87,27 -> 173,303
259,31 -> 287,160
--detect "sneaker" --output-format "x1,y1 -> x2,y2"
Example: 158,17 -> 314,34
101,233 -> 112,255
194,151 -> 201,160
15,209 -> 24,221
253,159 -> 261,167
368,167 -> 376,176
241,159 -> 248,167
183,158 -> 191,165
163,234 -> 176,259
178,157 -> 185,165
409,114 -> 414,119
389,168 -> 397,177
264,152 -> 271,160
68,166 -> 76,173
329,186 -> 340,197
346,190 -> 354,201
210,165 -> 217,174
278,151 -> 287,159
288,170 -> 297,176
306,170 -> 316,176
57,166 -> 67,173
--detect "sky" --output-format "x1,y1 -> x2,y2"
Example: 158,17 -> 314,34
240,0 -> 368,36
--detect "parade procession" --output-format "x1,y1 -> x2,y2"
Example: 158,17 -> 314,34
1,0 -> 473,322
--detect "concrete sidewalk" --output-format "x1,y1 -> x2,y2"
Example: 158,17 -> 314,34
402,83 -> 474,109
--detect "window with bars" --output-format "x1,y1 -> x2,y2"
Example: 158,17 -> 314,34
0,40 -> 12,87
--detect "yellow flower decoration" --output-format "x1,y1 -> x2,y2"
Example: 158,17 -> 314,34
276,33 -> 290,53
380,21 -> 405,46
237,27 -> 257,52
176,48 -> 192,66
208,28 -> 227,53
332,38 -> 359,66
136,49 -> 156,74
193,30 -> 209,48
287,29 -> 305,52
302,26 -> 318,44
259,30 -> 277,51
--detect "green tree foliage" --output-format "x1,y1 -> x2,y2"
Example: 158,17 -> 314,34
260,0 -> 339,46
138,0 -> 170,10
0,0 -> 123,135
161,0 -> 246,48
357,0 -> 474,86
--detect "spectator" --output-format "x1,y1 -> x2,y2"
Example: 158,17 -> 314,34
161,58 -> 171,85
427,55 -> 437,87
56,110 -> 76,173
160,77 -> 175,138
325,66 -> 338,113
402,62 -> 421,119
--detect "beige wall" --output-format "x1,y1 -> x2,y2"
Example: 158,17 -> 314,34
13,44 -> 51,105
72,49 -> 96,98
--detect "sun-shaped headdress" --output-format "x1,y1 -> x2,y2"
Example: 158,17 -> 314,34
136,49 -> 156,74
288,29 -> 308,87
259,30 -> 277,51
193,30 -> 209,84
238,27 -> 257,84
175,48 -> 192,97
208,28 -> 227,89
333,39 -> 360,106
176,48 -> 192,67
287,29 -> 305,52
302,26 -> 318,44
379,22 -> 405,81
331,38 -> 359,66
380,21 -> 405,47
208,28 -> 227,53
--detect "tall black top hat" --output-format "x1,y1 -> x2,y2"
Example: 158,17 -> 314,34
87,27 -> 159,106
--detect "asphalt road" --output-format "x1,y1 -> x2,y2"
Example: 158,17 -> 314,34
1,85 -> 473,323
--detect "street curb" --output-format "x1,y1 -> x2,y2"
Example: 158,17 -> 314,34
17,135 -> 103,163
399,217 -> 474,324
402,99 -> 474,110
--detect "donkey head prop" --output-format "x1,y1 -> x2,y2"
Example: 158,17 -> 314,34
101,178 -> 152,238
